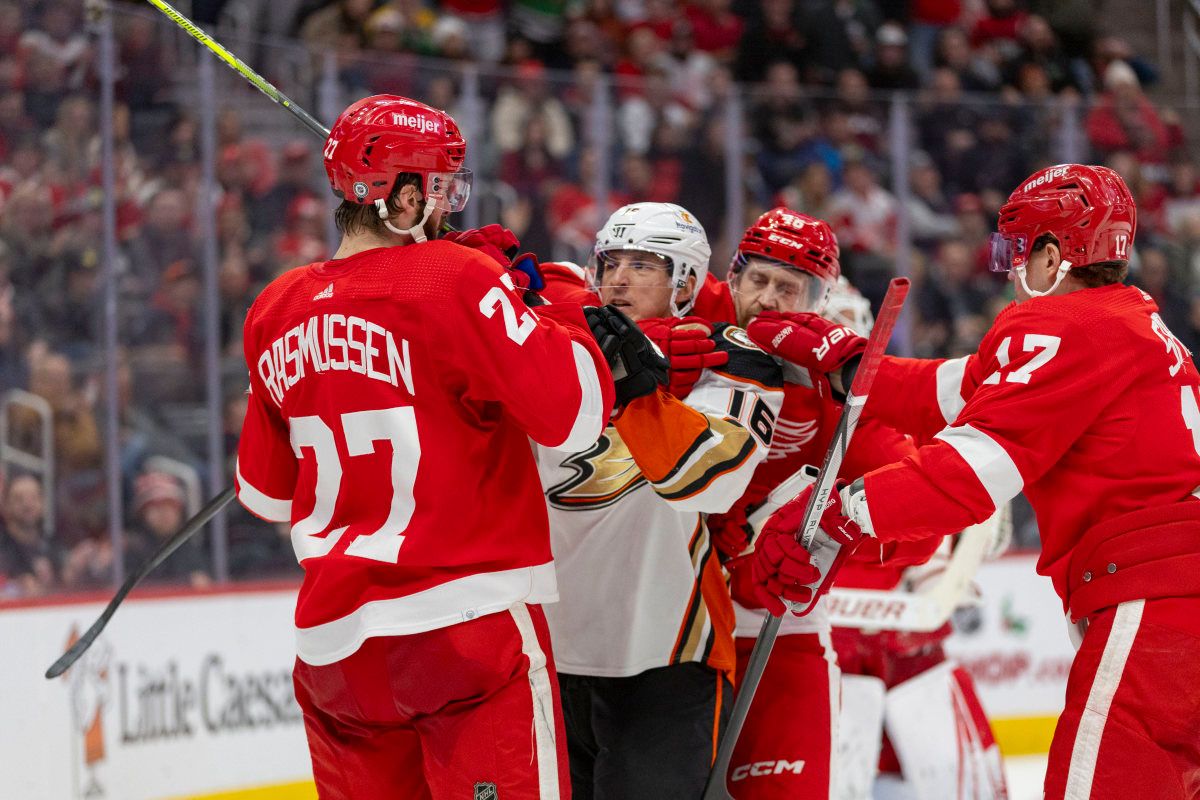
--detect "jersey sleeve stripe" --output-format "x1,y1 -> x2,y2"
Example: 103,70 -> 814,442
933,424 -> 1024,510
235,460 -> 293,522
550,340 -> 608,452
935,356 -> 969,424
653,424 -> 757,501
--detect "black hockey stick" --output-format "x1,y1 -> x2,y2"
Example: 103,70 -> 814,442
146,0 -> 329,138
702,277 -> 909,798
45,487 -> 236,679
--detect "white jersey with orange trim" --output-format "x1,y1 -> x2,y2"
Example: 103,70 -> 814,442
538,323 -> 784,677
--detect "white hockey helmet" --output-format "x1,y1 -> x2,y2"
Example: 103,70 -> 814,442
592,202 -> 711,316
824,276 -> 874,335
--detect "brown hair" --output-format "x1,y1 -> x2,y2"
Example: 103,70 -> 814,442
333,172 -> 422,236
1031,232 -> 1127,287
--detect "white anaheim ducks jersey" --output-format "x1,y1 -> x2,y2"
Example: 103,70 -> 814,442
538,323 -> 784,677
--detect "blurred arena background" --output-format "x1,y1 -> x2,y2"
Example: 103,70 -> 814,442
0,0 -> 1195,797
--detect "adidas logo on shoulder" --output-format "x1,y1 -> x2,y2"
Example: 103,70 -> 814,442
313,283 -> 334,301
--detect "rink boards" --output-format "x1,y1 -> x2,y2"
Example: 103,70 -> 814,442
0,555 -> 1071,799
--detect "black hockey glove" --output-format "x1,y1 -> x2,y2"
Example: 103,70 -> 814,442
583,305 -> 669,407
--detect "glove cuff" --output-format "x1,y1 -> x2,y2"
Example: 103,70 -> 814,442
839,477 -> 876,537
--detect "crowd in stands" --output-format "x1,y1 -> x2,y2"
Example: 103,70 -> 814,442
0,0 -> 1196,596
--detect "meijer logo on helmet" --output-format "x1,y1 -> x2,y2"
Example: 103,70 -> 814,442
390,112 -> 441,134
1023,166 -> 1070,194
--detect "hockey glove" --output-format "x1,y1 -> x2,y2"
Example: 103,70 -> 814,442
750,480 -> 869,617
747,312 -> 866,393
583,305 -> 669,407
637,316 -> 729,399
706,506 -> 755,562
442,224 -> 546,298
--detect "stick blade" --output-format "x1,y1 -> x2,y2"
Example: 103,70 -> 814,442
45,616 -> 106,679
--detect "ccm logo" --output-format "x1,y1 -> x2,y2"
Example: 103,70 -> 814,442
730,759 -> 805,781
390,112 -> 442,134
813,326 -> 855,359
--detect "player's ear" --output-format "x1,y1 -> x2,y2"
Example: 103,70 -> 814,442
679,273 -> 697,304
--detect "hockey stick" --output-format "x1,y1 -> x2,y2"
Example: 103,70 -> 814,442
703,277 -> 909,799
45,487 -> 236,679
826,503 -> 1007,632
144,0 -> 330,138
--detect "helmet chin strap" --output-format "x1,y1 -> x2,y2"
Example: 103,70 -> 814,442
376,198 -> 437,243
1015,259 -> 1072,298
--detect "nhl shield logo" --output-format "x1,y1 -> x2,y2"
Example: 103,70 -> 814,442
353,181 -> 369,199
473,782 -> 498,800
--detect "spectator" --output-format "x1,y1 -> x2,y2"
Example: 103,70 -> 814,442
907,150 -> 960,251
800,0 -> 883,83
489,60 -> 575,159
1135,246 -> 1192,340
970,0 -> 1026,59
682,0 -> 743,61
1086,61 -> 1173,166
299,0 -> 374,51
1006,15 -> 1077,95
124,471 -> 210,588
908,0 -> 962,79
867,23 -> 919,90
18,0 -> 90,90
828,152 -> 897,256
733,0 -> 808,83
439,0 -> 507,63
916,237 -> 993,353
934,25 -> 1002,92
124,187 -> 197,295
0,472 -> 54,597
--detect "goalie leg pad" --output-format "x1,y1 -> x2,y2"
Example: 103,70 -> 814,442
884,661 -> 1008,800
727,632 -> 839,799
834,674 -> 886,800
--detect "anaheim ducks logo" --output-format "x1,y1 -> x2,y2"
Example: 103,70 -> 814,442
546,430 -> 646,509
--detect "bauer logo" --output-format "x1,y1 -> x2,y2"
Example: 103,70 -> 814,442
474,781 -> 498,799
390,111 -> 442,134
730,759 -> 805,781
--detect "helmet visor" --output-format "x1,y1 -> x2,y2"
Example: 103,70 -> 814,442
729,254 -> 829,315
428,169 -> 472,213
589,248 -> 674,290
987,232 -> 1028,273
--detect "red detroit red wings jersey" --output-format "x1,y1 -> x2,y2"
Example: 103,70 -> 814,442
863,284 -> 1200,612
236,241 -> 612,666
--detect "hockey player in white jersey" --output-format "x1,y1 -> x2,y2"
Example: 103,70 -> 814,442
537,203 -> 785,799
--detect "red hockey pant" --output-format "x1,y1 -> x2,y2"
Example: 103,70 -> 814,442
292,603 -> 570,800
1045,597 -> 1200,800
726,632 -> 838,800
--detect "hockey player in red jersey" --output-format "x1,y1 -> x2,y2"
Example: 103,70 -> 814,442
690,209 -> 946,799
234,94 -> 645,799
751,164 -> 1200,799
537,202 -> 784,799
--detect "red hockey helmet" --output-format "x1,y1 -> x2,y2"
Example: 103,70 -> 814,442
323,94 -> 470,213
732,208 -> 841,282
988,164 -> 1136,274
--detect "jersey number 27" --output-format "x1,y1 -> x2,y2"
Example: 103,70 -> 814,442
289,407 -> 419,564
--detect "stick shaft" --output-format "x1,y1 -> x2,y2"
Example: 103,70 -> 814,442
144,0 -> 330,138
702,278 -> 910,799
45,487 -> 237,679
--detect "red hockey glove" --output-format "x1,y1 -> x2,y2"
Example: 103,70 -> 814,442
637,316 -> 729,398
442,224 -> 545,293
707,506 -> 754,562
747,311 -> 866,376
749,480 -> 867,617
